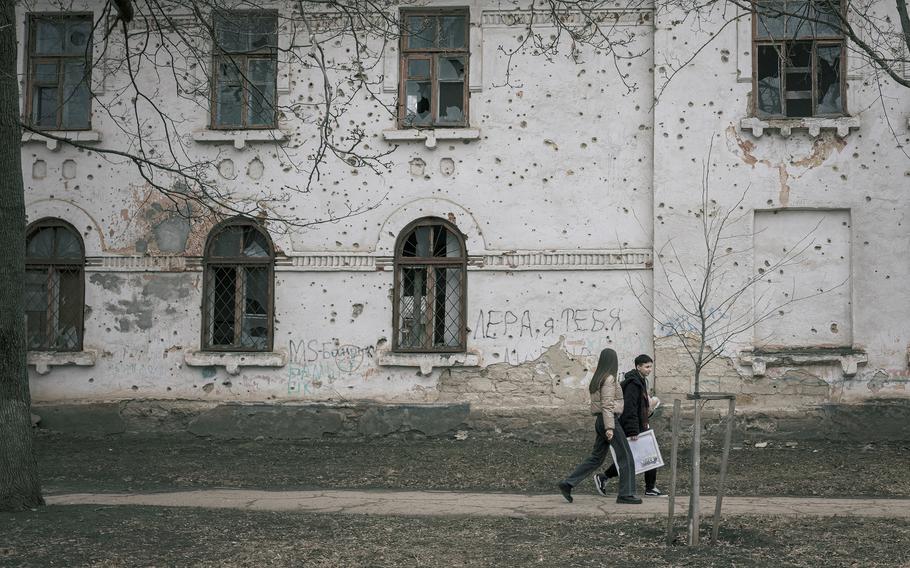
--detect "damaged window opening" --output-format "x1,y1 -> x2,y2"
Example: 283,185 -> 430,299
399,9 -> 469,128
25,219 -> 85,352
203,220 -> 274,352
26,13 -> 93,130
393,218 -> 467,353
753,0 -> 845,118
211,11 -> 278,129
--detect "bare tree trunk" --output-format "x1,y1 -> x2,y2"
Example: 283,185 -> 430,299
0,0 -> 44,512
688,394 -> 702,546
897,0 -> 910,54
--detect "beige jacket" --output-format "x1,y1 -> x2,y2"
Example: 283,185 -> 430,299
589,374 -> 624,431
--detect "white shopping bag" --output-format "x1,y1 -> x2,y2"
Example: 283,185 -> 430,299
610,429 -> 664,475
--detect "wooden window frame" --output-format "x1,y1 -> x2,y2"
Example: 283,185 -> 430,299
25,12 -> 94,131
201,218 -> 276,352
210,10 -> 279,130
392,217 -> 468,353
25,218 -> 86,352
752,0 -> 847,118
398,8 -> 470,129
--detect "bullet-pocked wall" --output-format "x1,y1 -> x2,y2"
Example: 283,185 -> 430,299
20,0 -> 656,412
18,0 -> 910,431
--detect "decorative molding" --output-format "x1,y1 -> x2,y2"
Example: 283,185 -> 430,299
740,116 -> 861,138
739,348 -> 868,377
86,256 -> 202,272
28,350 -> 97,375
477,249 -> 653,271
481,8 -> 652,28
184,349 -> 288,376
82,249 -> 653,273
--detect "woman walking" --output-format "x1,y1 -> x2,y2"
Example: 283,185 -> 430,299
557,348 -> 641,504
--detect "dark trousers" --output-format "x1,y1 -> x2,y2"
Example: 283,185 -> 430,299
562,414 -> 636,497
603,429 -> 657,491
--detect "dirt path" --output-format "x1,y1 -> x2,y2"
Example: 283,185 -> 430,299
45,489 -> 910,519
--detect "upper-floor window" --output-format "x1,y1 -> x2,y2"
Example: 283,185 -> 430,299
27,14 -> 93,130
393,218 -> 467,352
25,219 -> 85,351
202,219 -> 275,351
212,11 -> 278,129
753,0 -> 845,118
399,9 -> 469,128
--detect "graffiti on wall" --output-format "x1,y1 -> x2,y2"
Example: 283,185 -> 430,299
287,339 -> 375,395
474,307 -> 626,365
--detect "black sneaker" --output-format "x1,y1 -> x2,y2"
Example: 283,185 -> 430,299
616,495 -> 642,504
645,487 -> 665,497
558,481 -> 573,503
593,473 -> 608,496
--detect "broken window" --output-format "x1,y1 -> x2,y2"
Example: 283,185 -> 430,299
203,220 -> 274,351
753,0 -> 845,118
27,14 -> 93,130
25,220 -> 85,351
393,218 -> 467,352
212,11 -> 278,129
399,10 -> 469,128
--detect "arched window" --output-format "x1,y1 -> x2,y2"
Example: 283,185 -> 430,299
203,219 -> 274,351
25,219 -> 85,351
393,218 -> 467,352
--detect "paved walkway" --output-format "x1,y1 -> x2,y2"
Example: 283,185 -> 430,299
46,490 -> 910,519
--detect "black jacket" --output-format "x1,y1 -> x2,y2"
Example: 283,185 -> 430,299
618,369 -> 649,437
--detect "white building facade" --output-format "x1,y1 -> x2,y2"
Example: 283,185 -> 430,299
18,0 -> 910,437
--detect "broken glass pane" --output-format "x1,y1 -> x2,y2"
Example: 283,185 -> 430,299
756,45 -> 782,116
215,14 -> 245,52
438,82 -> 464,123
408,16 -> 436,48
241,266 -> 269,349
242,226 -> 270,257
786,97 -> 811,117
787,41 -> 812,68
755,1 -> 785,38
398,266 -> 428,348
816,45 -> 842,114
786,71 -> 811,91
408,59 -> 430,78
405,80 -> 432,125
438,57 -> 465,80
248,15 -> 278,51
439,16 -> 466,49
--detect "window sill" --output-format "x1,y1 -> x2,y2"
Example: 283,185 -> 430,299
28,349 -> 97,375
184,349 -> 288,376
383,128 -> 480,149
22,130 -> 102,151
739,348 -> 868,377
376,349 -> 482,374
191,129 -> 287,150
740,117 -> 861,138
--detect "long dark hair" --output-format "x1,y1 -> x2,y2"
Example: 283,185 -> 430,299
588,348 -> 619,394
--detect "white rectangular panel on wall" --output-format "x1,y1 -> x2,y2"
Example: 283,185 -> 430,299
753,209 -> 852,348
